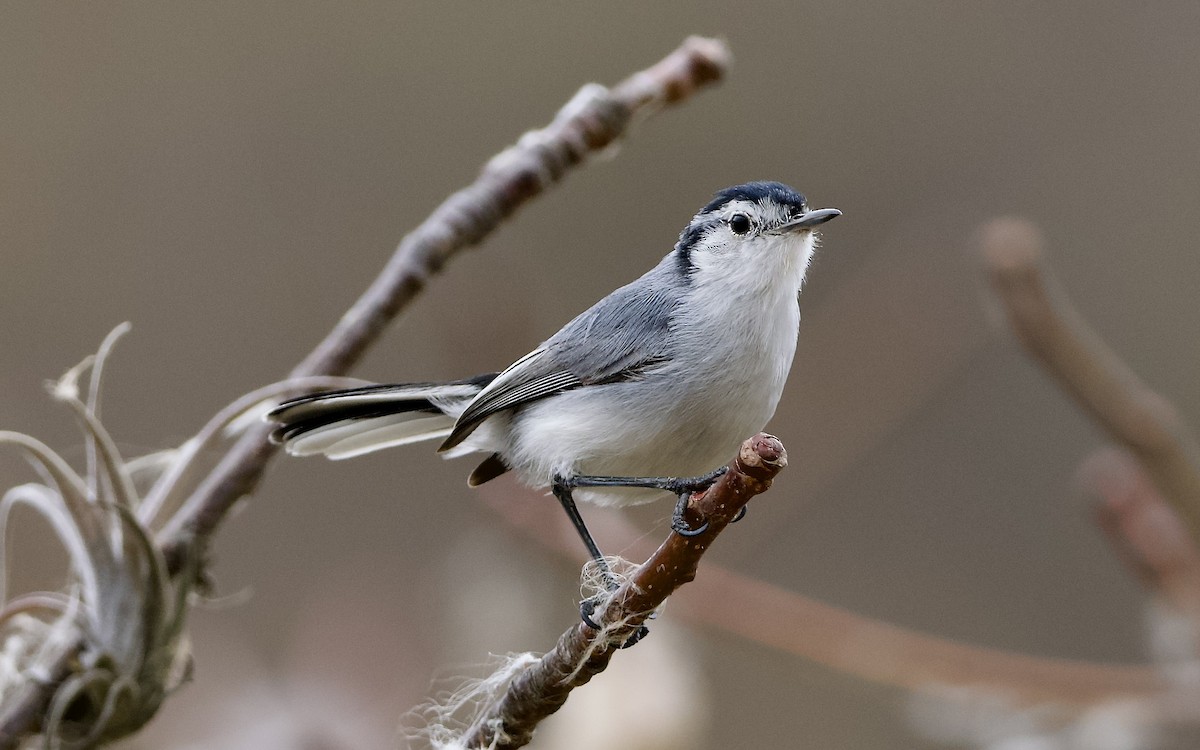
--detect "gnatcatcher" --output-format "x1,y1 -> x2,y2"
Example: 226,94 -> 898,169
268,181 -> 838,620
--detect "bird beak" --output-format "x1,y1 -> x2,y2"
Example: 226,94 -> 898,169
777,207 -> 842,233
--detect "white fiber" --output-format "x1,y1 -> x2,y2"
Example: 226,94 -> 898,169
403,652 -> 541,750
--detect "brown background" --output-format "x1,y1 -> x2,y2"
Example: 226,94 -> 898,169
2,3 -> 1199,748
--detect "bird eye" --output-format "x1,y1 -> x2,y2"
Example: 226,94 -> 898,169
728,213 -> 752,235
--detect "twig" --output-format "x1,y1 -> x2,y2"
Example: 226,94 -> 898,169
0,37 -> 732,747
461,435 -> 786,750
685,566 -> 1163,705
481,479 -> 1165,707
978,217 -> 1200,545
1082,446 -> 1200,621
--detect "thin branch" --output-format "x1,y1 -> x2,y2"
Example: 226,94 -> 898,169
1082,446 -> 1200,620
156,35 -> 733,572
461,434 -> 786,750
0,37 -> 732,747
684,567 -> 1163,706
978,217 -> 1200,545
482,479 -> 1166,708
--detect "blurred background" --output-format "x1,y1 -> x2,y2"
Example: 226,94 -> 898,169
2,3 -> 1199,748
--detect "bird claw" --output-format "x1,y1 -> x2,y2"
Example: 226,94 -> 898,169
580,597 -> 650,648
670,483 -> 713,536
665,466 -> 728,495
580,597 -> 603,630
620,625 -> 650,648
671,516 -> 710,536
570,464 -> 731,643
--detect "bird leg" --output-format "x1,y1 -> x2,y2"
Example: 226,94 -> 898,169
550,478 -> 613,584
568,466 -> 729,537
549,479 -> 621,635
552,470 -> 734,648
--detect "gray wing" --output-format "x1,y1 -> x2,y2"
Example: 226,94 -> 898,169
439,258 -> 681,451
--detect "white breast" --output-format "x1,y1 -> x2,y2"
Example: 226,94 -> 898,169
479,232 -> 814,507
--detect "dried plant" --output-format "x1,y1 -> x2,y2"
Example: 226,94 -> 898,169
0,324 -> 192,747
0,326 -> 364,747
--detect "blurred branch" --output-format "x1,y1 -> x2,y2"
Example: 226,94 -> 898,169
0,36 -> 732,748
461,435 -> 785,750
1081,446 -> 1200,630
687,567 -> 1163,705
978,217 -> 1200,546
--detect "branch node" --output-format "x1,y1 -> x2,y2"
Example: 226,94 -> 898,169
737,433 -> 788,479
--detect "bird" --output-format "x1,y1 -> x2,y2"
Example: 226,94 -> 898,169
267,181 -> 839,598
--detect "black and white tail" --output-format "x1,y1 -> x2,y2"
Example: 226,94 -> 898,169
267,374 -> 497,460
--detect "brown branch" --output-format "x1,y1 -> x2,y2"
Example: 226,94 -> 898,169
0,37 -> 732,748
978,217 -> 1200,546
481,480 -> 1166,708
683,566 -> 1163,706
1081,446 -> 1200,621
461,435 -> 786,750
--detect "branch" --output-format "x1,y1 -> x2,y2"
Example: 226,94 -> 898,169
460,435 -> 786,750
157,34 -> 731,570
482,479 -> 1165,708
1081,446 -> 1200,621
0,37 -> 732,748
978,217 -> 1200,546
685,567 -> 1163,706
